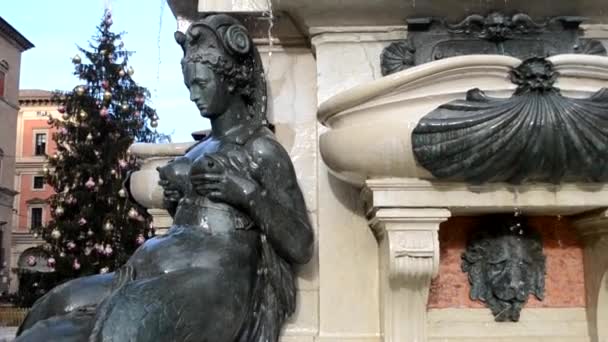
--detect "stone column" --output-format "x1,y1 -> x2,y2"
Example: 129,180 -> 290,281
369,208 -> 450,342
572,209 -> 608,342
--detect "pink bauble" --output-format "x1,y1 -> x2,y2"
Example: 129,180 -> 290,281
27,255 -> 36,266
73,259 -> 81,270
79,217 -> 87,226
85,177 -> 95,189
47,257 -> 56,267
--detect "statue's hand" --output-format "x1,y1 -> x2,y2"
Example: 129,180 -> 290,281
157,157 -> 191,206
190,153 -> 259,209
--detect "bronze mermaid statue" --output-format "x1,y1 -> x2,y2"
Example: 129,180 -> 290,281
16,14 -> 313,342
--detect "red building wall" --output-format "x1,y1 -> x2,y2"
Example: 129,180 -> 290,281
21,118 -> 57,157
16,115 -> 57,232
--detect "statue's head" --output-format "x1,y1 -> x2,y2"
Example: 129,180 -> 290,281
175,15 -> 267,123
462,216 -> 546,321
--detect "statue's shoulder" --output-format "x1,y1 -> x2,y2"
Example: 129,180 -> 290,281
247,127 -> 290,163
245,127 -> 297,183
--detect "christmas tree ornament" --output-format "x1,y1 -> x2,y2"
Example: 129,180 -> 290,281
47,257 -> 56,267
95,244 -> 104,253
86,133 -> 93,142
62,113 -> 70,120
118,159 -> 128,169
127,66 -> 134,76
136,234 -> 145,245
87,229 -> 94,237
67,241 -> 76,250
33,232 -> 39,238
101,80 -> 110,89
55,206 -> 64,216
59,252 -> 66,258
75,85 -> 86,96
84,246 -> 92,255
51,229 -> 61,239
100,267 -> 110,274
27,255 -> 36,266
73,259 -> 81,270
98,177 -> 104,185
103,90 -> 112,101
43,165 -> 49,173
118,188 -> 127,197
79,217 -> 87,226
128,207 -> 139,219
94,150 -> 101,157
120,102 -> 129,111
100,49 -> 107,56
85,177 -> 96,189
58,105 -> 66,113
104,245 -> 113,255
151,120 -> 158,128
72,54 -> 81,64
103,221 -> 114,232
100,107 -> 109,118
79,111 -> 88,119
118,69 -> 126,77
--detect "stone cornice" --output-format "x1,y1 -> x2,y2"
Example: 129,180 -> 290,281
0,16 -> 34,51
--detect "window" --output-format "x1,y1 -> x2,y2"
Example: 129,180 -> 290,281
34,133 -> 47,156
0,71 -> 4,98
0,148 -> 3,179
30,207 -> 43,229
33,176 -> 44,190
0,60 -> 7,98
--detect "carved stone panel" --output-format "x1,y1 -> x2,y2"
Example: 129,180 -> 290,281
380,12 -> 606,76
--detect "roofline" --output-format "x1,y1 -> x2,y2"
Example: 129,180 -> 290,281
19,90 -> 63,106
0,17 -> 34,51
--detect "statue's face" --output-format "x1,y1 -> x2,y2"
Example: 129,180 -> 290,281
462,222 -> 545,322
183,62 -> 229,119
485,236 -> 534,302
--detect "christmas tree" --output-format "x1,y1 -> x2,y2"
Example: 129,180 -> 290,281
37,10 -> 161,286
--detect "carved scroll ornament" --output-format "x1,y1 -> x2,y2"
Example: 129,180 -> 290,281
380,12 -> 607,76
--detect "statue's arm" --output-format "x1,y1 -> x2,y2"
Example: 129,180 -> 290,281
246,137 -> 314,264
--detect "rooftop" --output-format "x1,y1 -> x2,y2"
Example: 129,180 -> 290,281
0,16 -> 34,51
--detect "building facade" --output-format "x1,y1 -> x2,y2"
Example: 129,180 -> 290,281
10,90 -> 58,292
0,17 -> 33,294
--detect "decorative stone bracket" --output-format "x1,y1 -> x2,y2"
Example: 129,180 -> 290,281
368,207 -> 450,342
572,209 -> 608,342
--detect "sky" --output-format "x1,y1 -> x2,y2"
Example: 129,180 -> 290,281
2,0 -> 207,142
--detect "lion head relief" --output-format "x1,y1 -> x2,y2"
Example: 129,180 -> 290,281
462,216 -> 546,322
